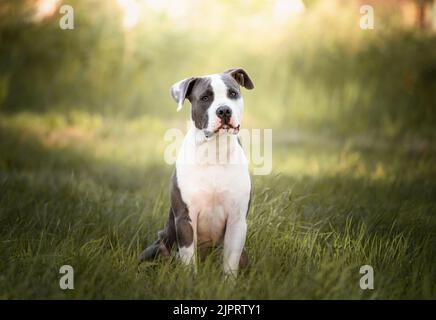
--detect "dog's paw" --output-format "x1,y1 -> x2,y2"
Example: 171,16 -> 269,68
138,243 -> 170,264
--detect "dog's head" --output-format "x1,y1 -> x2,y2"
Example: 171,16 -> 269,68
170,68 -> 254,138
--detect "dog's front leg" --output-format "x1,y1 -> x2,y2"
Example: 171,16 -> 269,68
223,213 -> 247,278
175,213 -> 197,271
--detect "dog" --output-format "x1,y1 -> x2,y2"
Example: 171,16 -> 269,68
139,68 -> 254,277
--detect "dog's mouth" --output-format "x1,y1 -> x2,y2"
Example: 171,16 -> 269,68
214,124 -> 240,134
203,124 -> 240,139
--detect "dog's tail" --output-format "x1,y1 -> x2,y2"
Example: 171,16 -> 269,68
138,231 -> 170,263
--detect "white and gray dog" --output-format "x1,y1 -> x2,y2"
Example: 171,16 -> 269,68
139,68 -> 254,277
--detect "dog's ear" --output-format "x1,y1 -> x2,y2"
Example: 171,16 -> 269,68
170,77 -> 198,111
224,68 -> 254,90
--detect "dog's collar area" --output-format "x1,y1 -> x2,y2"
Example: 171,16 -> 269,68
195,130 -> 240,145
195,131 -> 210,145
192,129 -> 240,146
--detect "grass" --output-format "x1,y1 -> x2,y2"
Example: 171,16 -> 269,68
0,111 -> 435,299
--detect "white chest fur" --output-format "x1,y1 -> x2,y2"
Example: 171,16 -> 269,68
176,128 -> 251,246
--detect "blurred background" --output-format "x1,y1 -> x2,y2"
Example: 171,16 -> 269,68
1,0 -> 436,138
0,0 -> 436,299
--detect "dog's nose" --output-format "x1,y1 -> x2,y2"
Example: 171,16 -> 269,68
216,106 -> 232,122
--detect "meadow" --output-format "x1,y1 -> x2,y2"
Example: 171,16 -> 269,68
0,109 -> 435,299
0,0 -> 435,299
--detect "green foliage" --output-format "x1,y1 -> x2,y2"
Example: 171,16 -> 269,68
0,1 -> 435,138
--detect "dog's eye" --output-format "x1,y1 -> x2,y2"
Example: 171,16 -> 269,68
229,90 -> 238,98
201,95 -> 209,102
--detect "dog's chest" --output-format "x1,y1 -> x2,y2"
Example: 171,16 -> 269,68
176,135 -> 250,245
178,163 -> 250,245
178,163 -> 249,206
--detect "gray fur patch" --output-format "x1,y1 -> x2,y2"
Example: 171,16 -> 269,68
188,77 -> 213,130
220,73 -> 241,100
171,170 -> 193,248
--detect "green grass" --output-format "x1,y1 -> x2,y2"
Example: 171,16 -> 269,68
0,111 -> 435,299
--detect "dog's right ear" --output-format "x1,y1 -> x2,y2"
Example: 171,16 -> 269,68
224,68 -> 254,90
170,77 -> 198,111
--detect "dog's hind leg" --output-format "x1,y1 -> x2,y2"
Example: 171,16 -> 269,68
138,243 -> 160,262
175,214 -> 197,268
138,236 -> 170,263
138,209 -> 177,263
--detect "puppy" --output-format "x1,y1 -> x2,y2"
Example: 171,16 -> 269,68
139,68 -> 254,277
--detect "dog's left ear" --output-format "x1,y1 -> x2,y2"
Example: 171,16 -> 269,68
224,68 -> 254,90
170,77 -> 198,111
